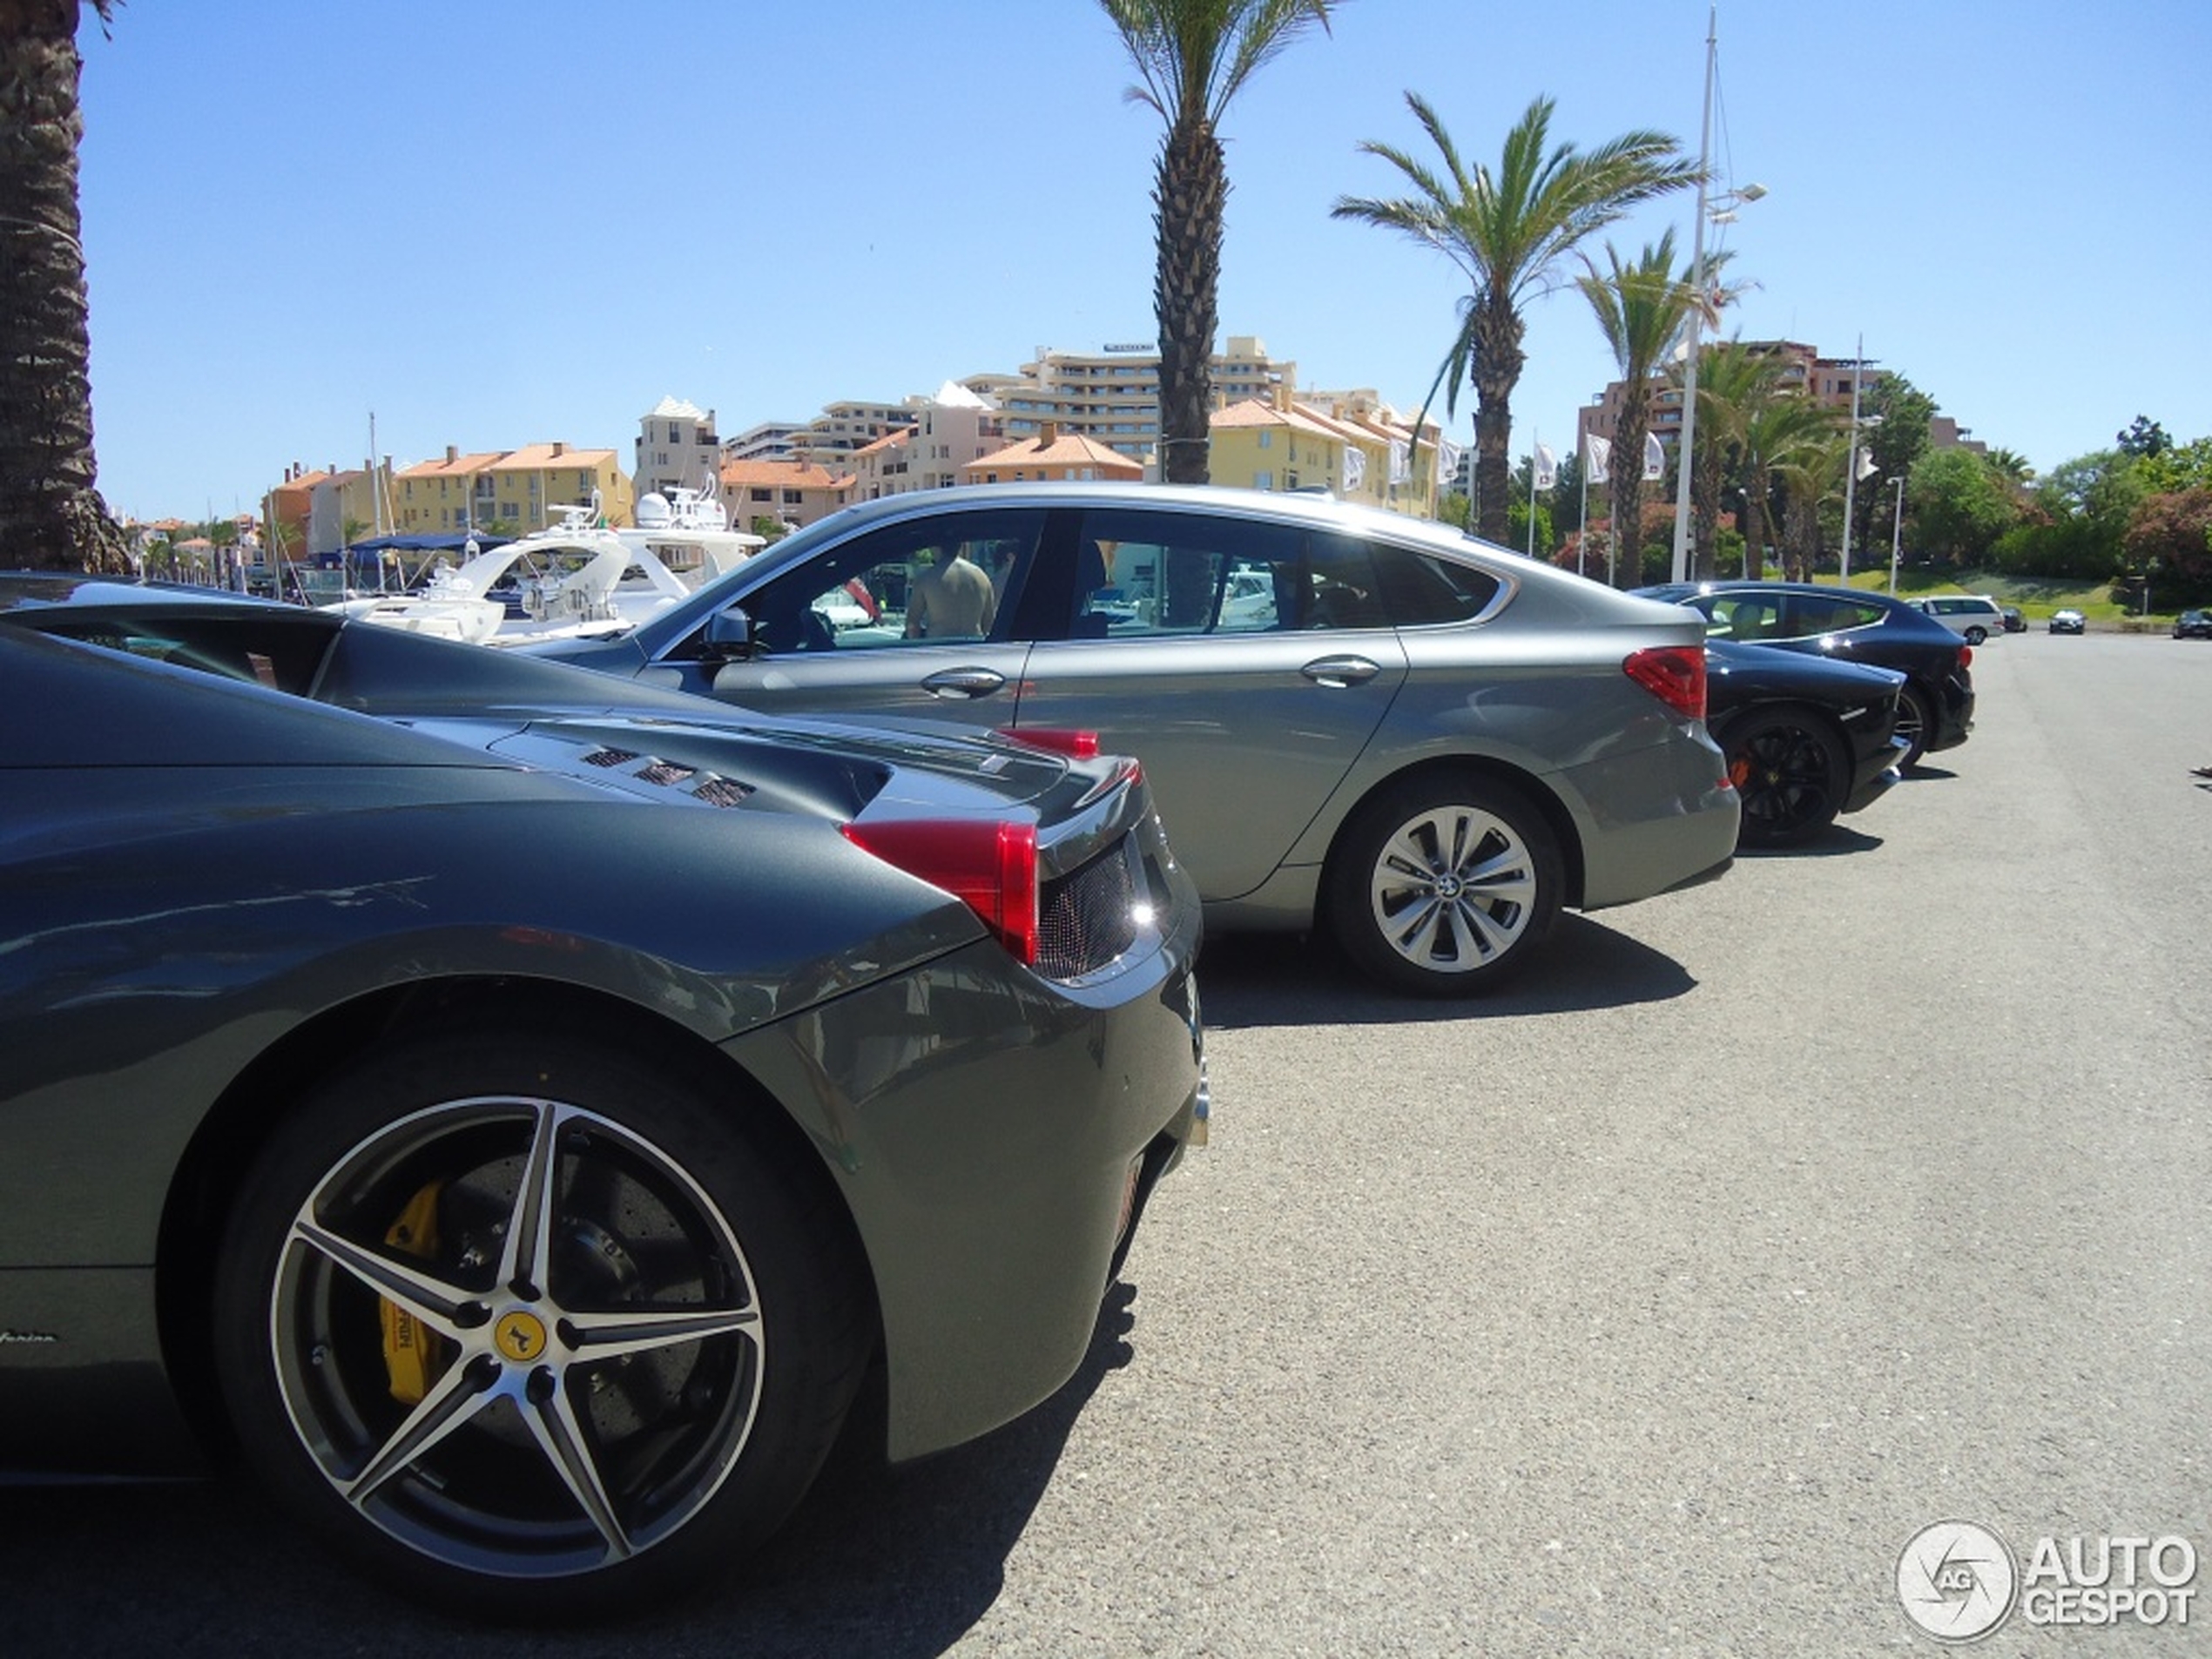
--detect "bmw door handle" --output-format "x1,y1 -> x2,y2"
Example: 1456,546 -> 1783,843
1299,654 -> 1381,689
919,666 -> 1009,699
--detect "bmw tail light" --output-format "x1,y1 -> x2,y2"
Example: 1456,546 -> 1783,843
996,726 -> 1102,759
842,818 -> 1040,964
1958,644 -> 1974,669
1623,645 -> 1707,720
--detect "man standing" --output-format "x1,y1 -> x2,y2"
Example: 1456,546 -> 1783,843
906,549 -> 997,639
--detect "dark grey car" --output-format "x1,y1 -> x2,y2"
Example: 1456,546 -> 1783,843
529,484 -> 1740,995
0,575 -> 1204,1619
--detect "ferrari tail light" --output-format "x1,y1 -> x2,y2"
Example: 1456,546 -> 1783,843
996,726 -> 1102,759
842,818 -> 1040,964
1623,645 -> 1708,721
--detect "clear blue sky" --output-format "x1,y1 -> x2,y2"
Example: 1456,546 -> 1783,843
77,0 -> 2211,521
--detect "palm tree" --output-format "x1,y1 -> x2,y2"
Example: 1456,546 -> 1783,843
1575,231 -> 1732,587
1099,0 -> 1338,486
0,0 -> 131,572
1773,432 -> 1851,583
1680,340 -> 1782,579
1730,388 -> 1837,580
1332,94 -> 1697,544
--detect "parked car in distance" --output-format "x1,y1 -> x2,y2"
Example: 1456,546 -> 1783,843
2049,608 -> 2087,635
2173,609 -> 2212,639
1912,593 -> 2007,644
0,574 -> 1207,1619
1633,580 -> 1975,772
531,483 -> 1742,996
1703,640 -> 1907,847
2000,604 -> 2026,634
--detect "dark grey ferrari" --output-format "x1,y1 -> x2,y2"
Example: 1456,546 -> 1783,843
0,574 -> 1206,1618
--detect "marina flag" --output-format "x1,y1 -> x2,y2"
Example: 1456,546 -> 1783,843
1856,448 -> 1878,480
1343,446 -> 1367,492
1532,442 -> 1558,491
1585,434 -> 1611,484
1643,432 -> 1666,481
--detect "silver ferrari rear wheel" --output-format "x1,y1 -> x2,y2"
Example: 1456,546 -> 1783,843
213,1026 -> 867,1619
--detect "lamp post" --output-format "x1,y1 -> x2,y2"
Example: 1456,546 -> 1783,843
1838,342 -> 1878,583
1885,475 -> 1905,595
1667,10 -> 1764,583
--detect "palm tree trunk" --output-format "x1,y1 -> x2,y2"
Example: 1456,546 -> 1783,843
1470,293 -> 1523,544
1153,116 -> 1223,487
1608,385 -> 1652,588
0,0 -> 128,572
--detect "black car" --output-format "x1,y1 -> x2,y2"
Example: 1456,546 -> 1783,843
0,575 -> 1206,1618
1703,640 -> 1907,847
1635,581 -> 1975,770
2174,609 -> 2212,639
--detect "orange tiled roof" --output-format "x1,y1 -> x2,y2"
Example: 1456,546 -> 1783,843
400,451 -> 506,478
720,457 -> 846,489
965,431 -> 1143,474
489,444 -> 617,471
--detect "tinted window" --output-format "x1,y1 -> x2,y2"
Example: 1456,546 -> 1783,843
734,509 -> 1044,653
1782,594 -> 1888,636
1062,509 -> 1381,638
1368,542 -> 1501,625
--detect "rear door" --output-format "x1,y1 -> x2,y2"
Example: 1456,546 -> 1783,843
1004,504 -> 1407,901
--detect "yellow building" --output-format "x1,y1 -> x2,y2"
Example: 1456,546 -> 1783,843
390,443 -> 634,535
482,443 -> 634,532
1208,390 -> 1440,518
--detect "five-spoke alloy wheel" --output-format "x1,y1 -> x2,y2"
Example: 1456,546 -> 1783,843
213,1026 -> 866,1620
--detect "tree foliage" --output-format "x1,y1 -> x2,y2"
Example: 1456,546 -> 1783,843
1905,448 -> 2020,568
1333,93 -> 1696,543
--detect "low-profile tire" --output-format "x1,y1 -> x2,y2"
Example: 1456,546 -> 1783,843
210,1024 -> 869,1622
1719,705 -> 1850,848
1327,772 -> 1563,996
1893,682 -> 1937,771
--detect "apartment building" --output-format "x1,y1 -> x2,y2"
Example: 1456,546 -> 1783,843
959,424 -> 1144,485
977,334 -> 1296,469
388,444 -> 631,536
848,384 -> 1008,500
634,397 -> 723,499
1209,389 -> 1441,518
719,456 -> 851,532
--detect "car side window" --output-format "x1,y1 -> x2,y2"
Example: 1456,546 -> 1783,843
1781,595 -> 1884,637
1704,594 -> 1784,641
733,509 -> 1044,653
1062,509 -> 1380,639
1366,541 -> 1501,625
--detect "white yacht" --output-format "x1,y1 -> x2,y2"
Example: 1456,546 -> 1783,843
328,486 -> 763,646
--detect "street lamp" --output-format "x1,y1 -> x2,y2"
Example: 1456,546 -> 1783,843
1667,21 -> 1764,583
1838,343 -> 1879,583
1885,474 -> 1906,595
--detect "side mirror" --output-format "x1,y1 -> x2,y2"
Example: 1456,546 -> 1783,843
701,606 -> 755,664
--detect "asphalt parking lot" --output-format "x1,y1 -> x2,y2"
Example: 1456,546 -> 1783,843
5,628 -> 2207,1656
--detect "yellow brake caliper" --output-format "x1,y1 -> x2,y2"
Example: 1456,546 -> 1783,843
378,1181 -> 449,1405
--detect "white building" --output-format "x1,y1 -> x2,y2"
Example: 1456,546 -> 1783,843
634,396 -> 723,499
